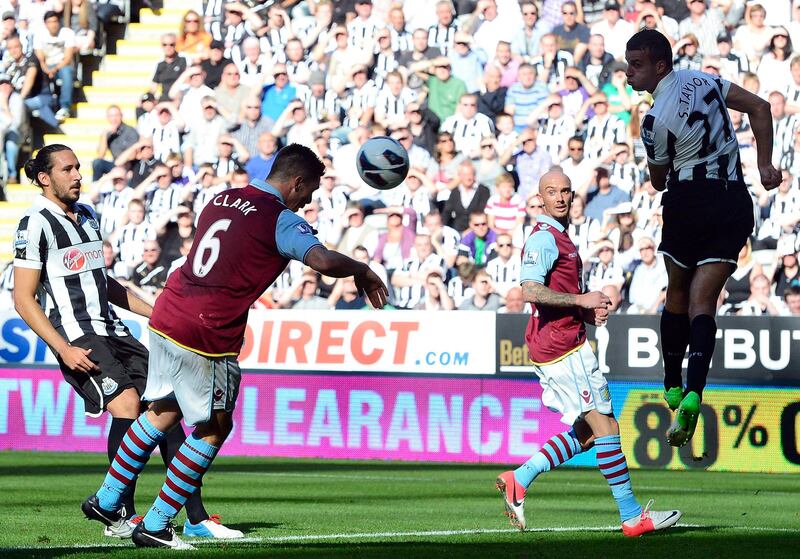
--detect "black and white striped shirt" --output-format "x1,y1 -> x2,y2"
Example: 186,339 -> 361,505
609,161 -> 639,195
440,113 -> 495,157
538,115 -> 576,162
485,256 -> 521,297
114,222 -> 157,267
427,23 -> 456,56
375,87 -> 417,125
347,17 -> 383,52
584,114 -> 626,161
393,253 -> 446,309
530,51 -> 575,89
391,28 -> 414,53
642,70 -> 742,185
344,81 -> 378,128
95,187 -> 134,238
774,114 -> 798,171
146,184 -> 183,223
447,275 -> 474,308
14,196 -> 130,341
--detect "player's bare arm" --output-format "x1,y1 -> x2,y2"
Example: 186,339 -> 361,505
304,245 -> 389,309
13,266 -> 99,373
647,161 -> 669,192
522,281 -> 610,310
725,83 -> 782,190
107,276 -> 153,319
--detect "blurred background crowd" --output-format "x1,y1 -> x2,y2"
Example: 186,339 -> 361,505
0,0 -> 798,316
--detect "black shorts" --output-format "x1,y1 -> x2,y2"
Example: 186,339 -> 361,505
58,334 -> 148,417
659,179 -> 754,269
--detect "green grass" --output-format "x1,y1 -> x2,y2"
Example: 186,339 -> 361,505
0,451 -> 798,559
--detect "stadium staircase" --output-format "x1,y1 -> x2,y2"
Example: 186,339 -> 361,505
0,0 -> 201,263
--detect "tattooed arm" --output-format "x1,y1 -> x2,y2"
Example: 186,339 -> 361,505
522,281 -> 610,310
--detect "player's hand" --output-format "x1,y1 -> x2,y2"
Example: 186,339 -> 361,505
355,267 -> 389,309
60,345 -> 100,374
759,164 -> 782,191
594,305 -> 609,326
577,291 -> 611,310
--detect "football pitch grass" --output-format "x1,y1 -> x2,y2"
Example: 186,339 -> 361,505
0,452 -> 797,559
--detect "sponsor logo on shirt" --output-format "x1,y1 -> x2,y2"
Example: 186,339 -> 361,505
101,377 -> 118,396
87,218 -> 100,231
599,384 -> 611,402
63,248 -> 86,272
581,390 -> 591,404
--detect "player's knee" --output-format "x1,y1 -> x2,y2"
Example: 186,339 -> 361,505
107,388 -> 141,418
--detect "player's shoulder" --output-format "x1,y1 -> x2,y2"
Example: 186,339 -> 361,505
524,225 -> 559,249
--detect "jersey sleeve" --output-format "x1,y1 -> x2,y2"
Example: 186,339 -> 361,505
13,214 -> 49,270
520,230 -> 559,284
275,208 -> 323,262
641,113 -> 670,166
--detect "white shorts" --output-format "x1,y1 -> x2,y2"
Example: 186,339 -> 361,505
143,331 -> 242,426
532,341 -> 613,426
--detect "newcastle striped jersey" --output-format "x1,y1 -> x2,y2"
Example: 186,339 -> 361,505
642,70 -> 742,185
13,196 -> 130,342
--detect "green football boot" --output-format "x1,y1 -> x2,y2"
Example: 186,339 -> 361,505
663,387 -> 684,411
666,391 -> 701,447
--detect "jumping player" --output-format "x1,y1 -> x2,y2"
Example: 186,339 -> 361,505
495,170 -> 681,537
13,145 -> 240,540
82,144 -> 388,549
625,29 -> 782,447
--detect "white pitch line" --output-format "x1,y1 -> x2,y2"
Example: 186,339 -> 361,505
2,524 -> 798,551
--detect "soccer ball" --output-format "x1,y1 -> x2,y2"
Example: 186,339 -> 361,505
356,136 -> 410,190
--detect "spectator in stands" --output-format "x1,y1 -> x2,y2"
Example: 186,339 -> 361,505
486,172 -> 525,234
410,56 -> 466,122
531,94 -> 575,163
285,271 -> 331,310
373,206 -> 417,273
156,203 -> 196,266
171,64 -> 214,125
88,165 -> 131,236
244,131 -> 277,181
497,286 -> 528,313
772,236 -> 800,297
457,210 -> 497,267
627,235 -> 667,314
199,40 -> 231,89
32,11 -> 75,121
511,1 -> 548,60
0,72 -> 22,182
115,138 -> 158,187
587,238 -> 625,292
211,2 -> 263,64
213,62 -> 250,126
406,101 -> 440,155
331,276 -> 368,310
398,28 -> 441,93
495,110 -> 519,158
387,167 -> 434,228
783,282 -> 800,316
723,240 -> 762,312
423,209 -> 460,270
391,234 -> 446,309
580,92 -> 626,160
473,136 -> 504,187
177,9 -> 211,61
374,70 -> 416,129
585,166 -> 629,222
151,32 -> 187,101
673,33 -> 703,71
1,12 -> 26,55
512,126 -> 552,201
458,268 -> 502,311
733,2 -> 772,66
478,65 -> 507,123
109,198 -> 156,273
738,273 -> 784,316
591,2 -> 634,59
758,28 -> 793,94
131,239 -> 167,296
94,0 -> 125,26
189,163 -> 225,215
531,33 -> 575,90
441,93 -> 494,159
447,260 -> 476,306
559,66 -> 596,121
505,63 -> 549,132
336,201 -> 377,257
102,239 -> 127,279
444,160 -> 491,233
485,233 -> 520,297
147,101 -> 184,161
236,36 -> 270,88
260,63 -> 296,122
427,1 -> 456,56
553,1 -> 590,58
449,31 -> 485,95
213,134 -> 248,180
578,34 -> 614,89
387,4 -> 412,53
93,104 -> 139,180
135,92 -> 157,135
414,270 -> 455,310
183,95 -> 226,168
63,0 -> 97,55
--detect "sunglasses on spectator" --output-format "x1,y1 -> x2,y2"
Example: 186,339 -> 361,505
203,105 -> 216,110
162,42 -> 176,46
246,105 -> 260,109
274,72 -> 288,77
497,243 -> 512,248
185,18 -> 200,23
568,146 -> 584,151
562,10 -> 576,15
143,248 -> 160,252
522,10 -> 537,16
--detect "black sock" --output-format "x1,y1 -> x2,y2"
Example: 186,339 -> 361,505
686,314 -> 717,398
160,424 -> 209,524
660,310 -> 690,391
108,417 -> 136,515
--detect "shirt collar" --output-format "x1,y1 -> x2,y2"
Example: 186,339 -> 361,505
33,194 -> 71,217
538,214 -> 566,233
250,178 -> 285,202
652,70 -> 676,100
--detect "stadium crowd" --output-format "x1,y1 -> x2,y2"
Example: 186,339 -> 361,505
2,0 -> 800,315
